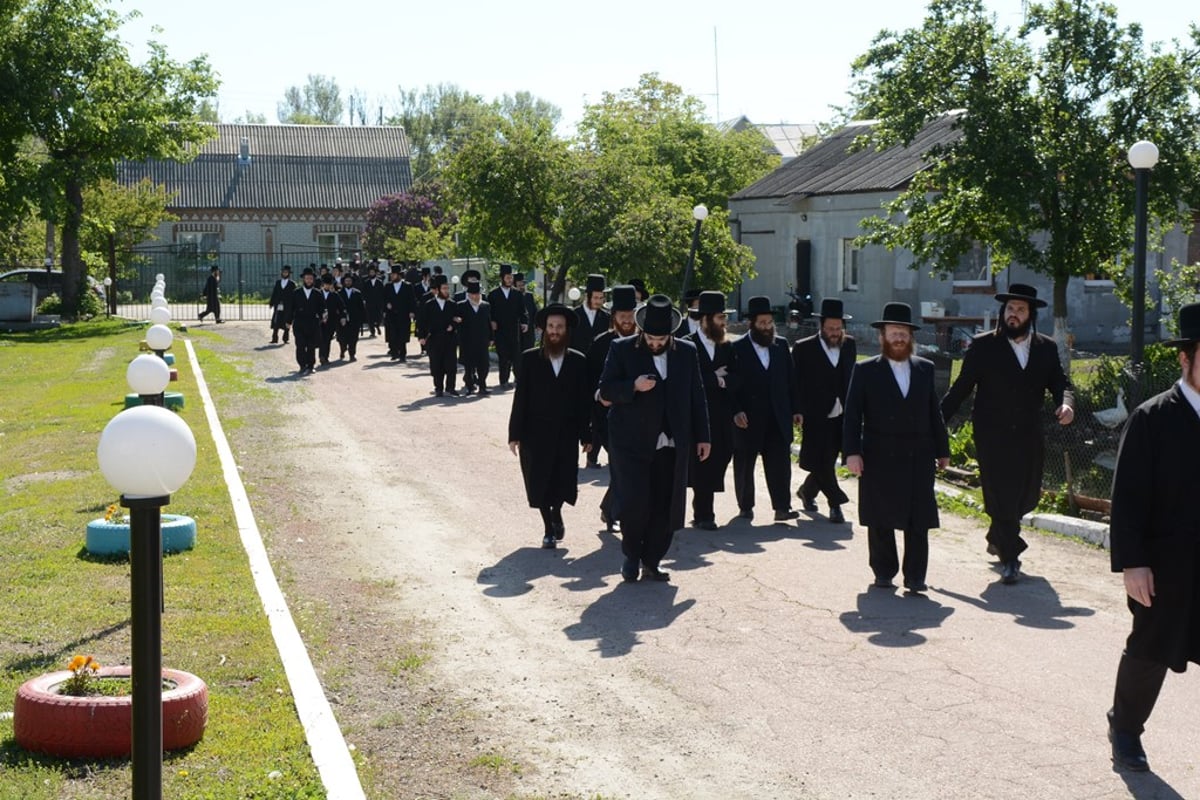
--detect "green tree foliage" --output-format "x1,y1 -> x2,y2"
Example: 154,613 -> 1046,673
81,177 -> 176,278
387,84 -> 491,182
2,0 -> 217,318
277,74 -> 344,124
362,181 -> 456,265
850,0 -> 1200,345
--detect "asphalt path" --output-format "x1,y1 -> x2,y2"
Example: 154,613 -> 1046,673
204,320 -> 1198,799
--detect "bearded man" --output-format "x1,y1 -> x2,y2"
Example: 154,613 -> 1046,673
416,274 -> 459,397
792,298 -> 857,523
941,283 -> 1074,585
684,291 -> 739,530
844,303 -> 950,593
508,304 -> 593,549
588,285 -> 639,529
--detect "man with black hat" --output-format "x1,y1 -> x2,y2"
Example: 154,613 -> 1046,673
571,274 -> 610,354
1105,302 -> 1200,773
628,278 -> 649,305
268,264 -> 295,344
454,279 -> 492,394
792,298 -> 857,523
337,274 -> 366,362
589,285 -> 640,528
515,272 -> 538,352
382,266 -> 416,361
198,265 -> 222,323
416,274 -> 460,396
941,283 -> 1074,584
600,294 -> 710,582
508,303 -> 593,548
844,302 -> 950,593
684,291 -> 739,530
489,264 -> 528,386
317,273 -> 346,367
453,268 -> 482,303
362,262 -> 385,337
291,266 -> 325,375
679,288 -> 703,336
731,296 -> 802,522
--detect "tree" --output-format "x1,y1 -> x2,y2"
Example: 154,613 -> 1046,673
81,176 -> 176,280
195,98 -> 219,123
277,74 -> 344,124
850,0 -> 1200,353
362,182 -> 456,264
233,110 -> 267,125
387,84 -> 490,182
3,0 -> 218,318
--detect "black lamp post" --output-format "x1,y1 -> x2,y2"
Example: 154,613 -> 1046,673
1127,140 -> 1159,373
680,204 -> 708,304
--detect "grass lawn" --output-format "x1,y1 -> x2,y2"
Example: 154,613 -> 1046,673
0,320 -> 326,798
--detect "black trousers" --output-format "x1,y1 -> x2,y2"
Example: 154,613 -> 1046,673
732,429 -> 793,512
337,325 -> 360,357
318,323 -> 338,363
692,489 -> 715,522
616,446 -> 675,568
426,338 -> 457,392
461,349 -> 490,389
293,326 -> 317,370
800,420 -> 849,506
496,331 -> 519,383
867,526 -> 929,586
1110,650 -> 1169,735
986,517 -> 1028,562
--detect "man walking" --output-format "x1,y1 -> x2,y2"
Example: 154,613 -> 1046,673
684,291 -> 738,530
588,285 -> 639,529
455,280 -> 493,394
362,262 -> 385,337
571,274 -> 610,354
417,274 -> 460,397
843,302 -> 950,593
317,274 -> 345,367
488,264 -> 527,386
792,298 -> 857,523
291,266 -> 324,375
198,265 -> 222,323
516,272 -> 538,352
268,264 -> 294,344
600,295 -> 710,582
337,274 -> 365,361
382,265 -> 416,361
508,304 -> 593,548
731,296 -> 802,522
940,283 -> 1074,584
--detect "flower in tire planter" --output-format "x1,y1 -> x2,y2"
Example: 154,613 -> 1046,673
86,513 -> 197,556
13,665 -> 208,758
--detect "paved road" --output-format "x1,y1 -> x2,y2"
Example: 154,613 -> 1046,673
209,322 -> 1197,800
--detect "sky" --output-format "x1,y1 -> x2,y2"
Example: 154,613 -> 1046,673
116,0 -> 1197,132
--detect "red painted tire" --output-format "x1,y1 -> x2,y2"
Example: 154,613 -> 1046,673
13,666 -> 208,759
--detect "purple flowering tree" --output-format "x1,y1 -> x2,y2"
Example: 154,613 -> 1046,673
363,181 -> 458,266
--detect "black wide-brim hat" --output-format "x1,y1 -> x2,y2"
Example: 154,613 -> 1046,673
461,269 -> 481,284
1164,302 -> 1200,347
994,283 -> 1047,308
745,295 -> 774,320
635,294 -> 682,336
535,302 -> 576,330
813,298 -> 851,320
430,274 -> 448,288
300,266 -> 315,277
585,273 -> 606,293
609,285 -> 637,312
697,290 -> 727,316
870,301 -> 921,330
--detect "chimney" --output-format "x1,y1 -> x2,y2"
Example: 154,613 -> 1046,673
237,136 -> 251,165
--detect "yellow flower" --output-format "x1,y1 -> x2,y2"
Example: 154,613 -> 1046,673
68,655 -> 85,671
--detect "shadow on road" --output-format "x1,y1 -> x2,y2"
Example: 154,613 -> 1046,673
667,517 -> 802,574
936,573 -> 1095,630
563,582 -> 697,657
791,517 -> 855,551
1116,768 -> 1186,799
839,589 -> 954,647
477,530 -> 624,597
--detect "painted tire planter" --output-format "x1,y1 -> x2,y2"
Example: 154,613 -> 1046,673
123,391 -> 185,410
13,666 -> 208,759
86,514 -> 197,556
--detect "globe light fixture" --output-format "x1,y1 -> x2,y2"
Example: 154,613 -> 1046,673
103,277 -> 113,287
681,203 -> 709,304
451,275 -> 460,285
149,306 -> 171,326
150,296 -> 168,311
567,286 -> 582,303
145,324 -> 173,358
126,355 -> 171,406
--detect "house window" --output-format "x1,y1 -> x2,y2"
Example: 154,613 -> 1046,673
174,231 -> 220,259
952,242 -> 992,286
841,239 -> 861,291
317,233 -> 359,262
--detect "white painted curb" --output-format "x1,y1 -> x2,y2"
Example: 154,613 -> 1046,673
185,338 -> 365,799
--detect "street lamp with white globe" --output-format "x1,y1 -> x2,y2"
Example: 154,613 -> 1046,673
127,354 -> 170,407
1127,140 -> 1159,383
145,323 -> 173,359
681,203 -> 709,305
148,306 -> 171,326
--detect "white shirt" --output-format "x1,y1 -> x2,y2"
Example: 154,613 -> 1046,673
500,287 -> 511,299
821,338 -> 841,367
550,354 -> 564,376
688,317 -> 700,335
697,331 -> 716,361
887,357 -> 911,398
652,351 -> 673,449
752,341 -> 771,370
1008,335 -> 1031,369
584,307 -> 597,327
1179,379 -> 1200,419
436,298 -> 446,310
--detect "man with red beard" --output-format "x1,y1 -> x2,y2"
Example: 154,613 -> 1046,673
843,302 -> 950,593
941,284 -> 1074,584
508,304 -> 593,549
588,285 -> 639,530
684,291 -> 739,530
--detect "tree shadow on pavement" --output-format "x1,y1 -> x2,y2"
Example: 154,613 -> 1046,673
1115,768 -> 1186,799
935,573 -> 1095,630
839,589 -> 954,647
563,582 -> 697,657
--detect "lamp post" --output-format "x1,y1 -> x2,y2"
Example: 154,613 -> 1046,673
103,276 -> 113,317
567,286 -> 581,306
1127,140 -> 1158,374
145,324 -> 173,361
680,204 -> 708,305
97,405 -> 196,800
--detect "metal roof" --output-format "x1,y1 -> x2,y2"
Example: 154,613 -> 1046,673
731,114 -> 963,201
116,124 -> 413,211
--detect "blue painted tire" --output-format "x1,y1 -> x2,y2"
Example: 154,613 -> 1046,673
85,514 -> 197,556
164,352 -> 176,366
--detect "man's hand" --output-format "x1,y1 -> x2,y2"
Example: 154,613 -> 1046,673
1056,405 -> 1075,425
733,412 -> 748,429
520,323 -> 529,333
1124,567 -> 1155,607
937,456 -> 950,470
581,442 -> 593,454
792,413 -> 803,427
490,321 -> 498,331
634,375 -> 657,392
418,338 -> 426,347
453,316 -> 462,324
508,441 -> 519,456
846,454 -> 864,476
696,442 -> 711,461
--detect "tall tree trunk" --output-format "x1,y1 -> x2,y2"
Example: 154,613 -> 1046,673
61,175 -> 84,320
1051,273 -> 1071,374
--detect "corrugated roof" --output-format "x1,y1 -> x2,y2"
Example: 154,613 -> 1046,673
732,113 -> 963,201
116,124 -> 412,210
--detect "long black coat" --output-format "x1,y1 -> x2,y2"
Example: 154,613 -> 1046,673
416,296 -> 458,344
291,285 -> 325,335
1110,384 -> 1200,672
571,306 -> 610,353
843,356 -> 950,530
520,292 -> 538,351
488,286 -> 526,356
684,332 -> 738,491
730,334 -> 799,451
507,348 -> 592,508
600,336 -> 710,533
455,299 -> 492,362
941,330 -> 1073,519
339,287 -> 366,328
586,329 -> 620,448
793,333 -> 857,469
382,280 -> 415,344
201,274 -> 220,313
268,278 -> 295,328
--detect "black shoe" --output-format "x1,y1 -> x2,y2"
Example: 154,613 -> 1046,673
774,509 -> 799,521
215,319 -> 224,324
986,542 -> 999,556
871,577 -> 897,589
446,389 -> 460,396
692,519 -> 719,531
797,487 -> 819,512
271,337 -> 278,344
600,509 -> 618,533
1000,560 -> 1021,585
1109,722 -> 1150,772
478,387 -> 490,395
904,581 -> 928,594
828,505 -> 846,524
553,522 -> 565,541
349,355 -> 357,362
435,390 -> 444,397
641,564 -> 670,582
737,508 -> 754,521
283,335 -> 289,344
542,534 -> 556,549
621,556 -> 639,582
586,459 -> 600,469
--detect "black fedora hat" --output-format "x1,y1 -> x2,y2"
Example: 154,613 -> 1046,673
1164,302 -> 1200,347
465,280 -> 482,294
995,283 -> 1047,309
683,288 -> 703,304
635,294 -> 682,336
609,285 -> 637,312
535,302 -> 576,330
300,266 -> 315,277
461,268 -> 482,284
513,272 -> 526,282
697,291 -> 727,316
431,274 -> 448,288
585,274 -> 606,293
813,298 -> 852,320
870,302 -> 921,330
745,296 -> 774,320
499,263 -> 514,276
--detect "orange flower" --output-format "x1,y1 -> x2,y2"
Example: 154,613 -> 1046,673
67,655 -> 86,671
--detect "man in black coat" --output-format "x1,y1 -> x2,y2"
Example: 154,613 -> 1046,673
452,268 -> 481,303
416,274 -> 460,396
792,298 -> 857,524
516,273 -> 538,352
488,264 -> 527,386
678,288 -> 702,337
291,267 -> 325,375
684,291 -> 739,530
1105,303 -> 1200,773
941,283 -> 1074,584
336,274 -> 366,362
588,285 -> 639,530
267,264 -> 295,344
844,302 -> 950,593
362,263 -> 385,337
198,266 -> 222,323
454,280 -> 492,394
508,304 -> 593,548
731,296 -> 802,522
317,274 -> 345,367
600,295 -> 710,582
571,273 -> 610,354
382,266 -> 415,361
